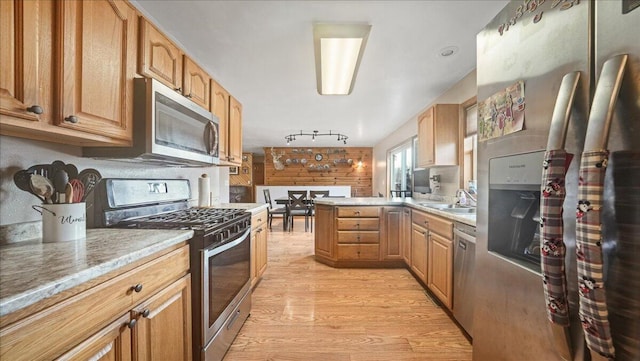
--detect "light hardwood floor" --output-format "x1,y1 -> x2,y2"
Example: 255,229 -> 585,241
224,218 -> 472,361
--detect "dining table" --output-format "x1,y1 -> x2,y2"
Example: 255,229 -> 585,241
274,195 -> 345,205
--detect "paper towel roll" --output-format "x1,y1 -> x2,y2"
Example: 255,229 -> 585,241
198,174 -> 210,207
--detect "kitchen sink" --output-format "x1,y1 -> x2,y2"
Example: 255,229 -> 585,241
441,207 -> 476,214
419,203 -> 476,214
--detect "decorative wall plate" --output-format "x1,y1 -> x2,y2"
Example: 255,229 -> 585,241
315,153 -> 323,161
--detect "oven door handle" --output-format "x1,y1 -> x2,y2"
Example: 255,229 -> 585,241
203,228 -> 251,258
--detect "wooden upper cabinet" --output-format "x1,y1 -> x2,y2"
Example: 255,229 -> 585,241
183,57 -> 210,109
57,0 -> 136,142
228,96 -> 243,164
140,17 -> 210,109
0,0 -> 52,124
211,79 -> 230,162
139,17 -> 183,92
417,104 -> 459,167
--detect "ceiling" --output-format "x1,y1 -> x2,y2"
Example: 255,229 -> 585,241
132,1 -> 508,153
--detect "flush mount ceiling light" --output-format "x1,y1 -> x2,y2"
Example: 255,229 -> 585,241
313,23 -> 371,95
285,130 -> 349,145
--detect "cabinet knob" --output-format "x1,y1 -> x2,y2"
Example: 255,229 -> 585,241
64,115 -> 78,124
142,309 -> 150,318
175,87 -> 182,93
127,319 -> 137,329
132,283 -> 143,293
185,93 -> 192,98
26,105 -> 43,114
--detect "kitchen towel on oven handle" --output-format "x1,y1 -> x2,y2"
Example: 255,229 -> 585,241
540,71 -> 580,327
575,54 -> 628,360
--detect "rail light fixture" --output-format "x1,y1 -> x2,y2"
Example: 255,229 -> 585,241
285,130 -> 348,145
313,23 -> 371,95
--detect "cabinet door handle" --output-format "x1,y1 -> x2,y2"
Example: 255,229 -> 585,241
26,105 -> 43,114
131,283 -> 143,293
127,319 -> 137,329
64,115 -> 78,124
185,93 -> 192,98
141,309 -> 151,318
175,87 -> 182,93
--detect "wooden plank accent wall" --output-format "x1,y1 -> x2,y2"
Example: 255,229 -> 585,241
230,153 -> 253,186
264,147 -> 373,197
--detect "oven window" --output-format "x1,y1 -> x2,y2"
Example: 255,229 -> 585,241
207,237 -> 250,327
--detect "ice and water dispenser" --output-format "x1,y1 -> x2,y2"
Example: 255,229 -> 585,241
488,151 -> 544,272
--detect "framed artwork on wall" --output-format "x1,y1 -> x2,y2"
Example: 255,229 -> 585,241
229,166 -> 239,175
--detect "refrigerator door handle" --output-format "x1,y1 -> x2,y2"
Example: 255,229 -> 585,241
575,54 -> 629,360
547,71 -> 581,151
584,54 -> 628,151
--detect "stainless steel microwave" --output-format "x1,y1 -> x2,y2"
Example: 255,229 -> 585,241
84,78 -> 219,167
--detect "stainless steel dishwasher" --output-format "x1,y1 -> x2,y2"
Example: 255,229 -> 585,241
453,222 -> 476,337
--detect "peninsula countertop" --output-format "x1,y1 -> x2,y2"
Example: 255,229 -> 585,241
0,228 -> 193,318
314,197 -> 476,226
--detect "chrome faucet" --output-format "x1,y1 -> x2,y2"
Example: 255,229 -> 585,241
456,189 -> 477,207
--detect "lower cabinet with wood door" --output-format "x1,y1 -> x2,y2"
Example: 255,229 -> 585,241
0,245 -> 192,361
426,213 -> 454,310
251,209 -> 268,288
410,210 -> 429,284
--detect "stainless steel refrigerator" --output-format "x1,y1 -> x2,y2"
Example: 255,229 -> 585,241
475,1 -> 640,360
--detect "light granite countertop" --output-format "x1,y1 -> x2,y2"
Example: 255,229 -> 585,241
0,228 -> 193,317
314,197 -> 476,227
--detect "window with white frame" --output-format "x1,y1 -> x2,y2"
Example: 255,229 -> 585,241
387,138 -> 414,197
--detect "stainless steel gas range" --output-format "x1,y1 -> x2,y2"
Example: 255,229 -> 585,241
89,178 -> 251,361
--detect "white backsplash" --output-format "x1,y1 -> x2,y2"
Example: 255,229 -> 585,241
428,166 -> 460,197
0,135 -> 230,227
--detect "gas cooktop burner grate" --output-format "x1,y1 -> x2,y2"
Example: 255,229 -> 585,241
118,208 -> 248,231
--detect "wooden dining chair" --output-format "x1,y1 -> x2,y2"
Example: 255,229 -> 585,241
263,189 -> 287,231
286,190 -> 310,232
308,190 -> 330,232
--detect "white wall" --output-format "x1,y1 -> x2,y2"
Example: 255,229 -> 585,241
372,69 -> 478,197
0,135 -> 230,226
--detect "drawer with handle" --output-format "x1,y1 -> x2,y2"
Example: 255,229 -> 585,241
337,218 -> 379,231
337,244 -> 380,260
337,231 -> 380,244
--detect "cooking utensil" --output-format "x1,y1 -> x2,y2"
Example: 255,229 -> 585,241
30,174 -> 54,204
65,163 -> 79,180
27,164 -> 53,179
53,169 -> 69,203
69,179 -> 84,203
14,170 -> 45,202
65,183 -> 73,204
78,168 -> 102,201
